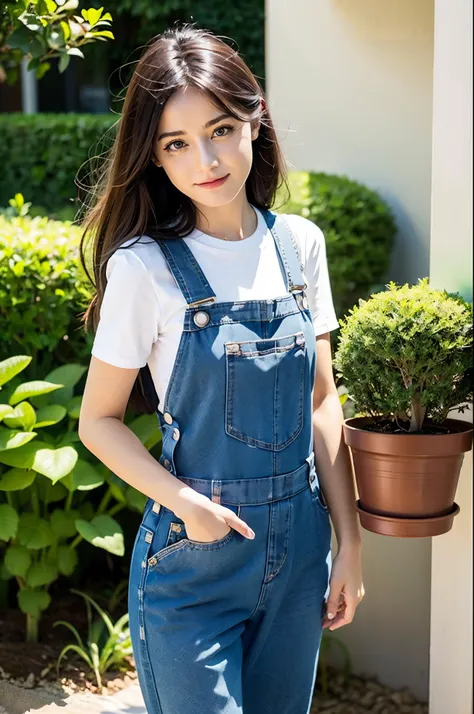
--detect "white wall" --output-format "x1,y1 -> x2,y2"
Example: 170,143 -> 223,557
429,0 -> 473,711
266,0 -> 435,700
266,0 -> 434,289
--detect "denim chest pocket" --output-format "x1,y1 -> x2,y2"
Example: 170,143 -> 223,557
225,331 -> 306,451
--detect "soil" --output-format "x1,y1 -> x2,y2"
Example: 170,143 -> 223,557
0,591 -> 136,696
355,417 -> 461,435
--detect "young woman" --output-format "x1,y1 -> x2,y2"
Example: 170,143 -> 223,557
78,23 -> 364,714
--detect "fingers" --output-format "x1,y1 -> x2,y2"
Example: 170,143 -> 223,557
324,597 -> 356,631
218,507 -> 255,540
323,587 -> 364,631
325,583 -> 344,621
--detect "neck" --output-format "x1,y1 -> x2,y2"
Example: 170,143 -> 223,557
193,196 -> 257,241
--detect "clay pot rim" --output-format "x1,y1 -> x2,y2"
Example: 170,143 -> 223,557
343,416 -> 473,456
344,415 -> 473,434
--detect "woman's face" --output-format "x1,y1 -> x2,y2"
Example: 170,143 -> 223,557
153,86 -> 259,208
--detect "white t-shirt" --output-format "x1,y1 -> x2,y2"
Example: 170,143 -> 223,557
91,204 -> 339,410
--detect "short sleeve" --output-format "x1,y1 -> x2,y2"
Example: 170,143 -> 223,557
91,247 -> 160,368
290,216 -> 339,337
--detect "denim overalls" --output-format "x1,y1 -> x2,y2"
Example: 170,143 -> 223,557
128,208 -> 332,714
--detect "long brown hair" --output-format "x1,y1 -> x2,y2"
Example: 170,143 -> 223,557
79,23 -> 290,414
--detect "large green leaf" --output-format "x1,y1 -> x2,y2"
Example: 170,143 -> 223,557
0,405 -> 15,422
18,588 -> 51,617
0,428 -> 37,451
9,380 -> 64,406
66,396 -> 82,420
127,414 -> 162,451
0,563 -> 14,581
50,508 -> 78,538
36,474 -> 68,503
26,563 -> 58,588
57,432 -> 81,447
57,545 -> 78,576
34,405 -> 67,428
0,439 -> 48,467
107,472 -> 126,503
75,515 -> 124,556
62,459 -> 104,492
0,356 -> 32,388
0,467 -> 36,491
0,504 -> 19,541
0,440 -> 78,481
45,364 -> 87,389
2,402 -> 36,431
126,485 -> 147,513
34,445 -> 78,482
17,513 -> 55,549
4,545 -> 31,578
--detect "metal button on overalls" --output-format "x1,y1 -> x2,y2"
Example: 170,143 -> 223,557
128,208 -> 332,714
193,310 -> 210,327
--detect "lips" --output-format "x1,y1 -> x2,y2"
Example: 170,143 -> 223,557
196,174 -> 229,186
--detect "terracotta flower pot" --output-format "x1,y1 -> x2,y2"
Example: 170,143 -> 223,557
343,416 -> 473,537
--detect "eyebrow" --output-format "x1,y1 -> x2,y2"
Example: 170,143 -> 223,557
157,113 -> 233,141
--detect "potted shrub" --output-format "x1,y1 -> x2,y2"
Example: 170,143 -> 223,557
334,278 -> 473,537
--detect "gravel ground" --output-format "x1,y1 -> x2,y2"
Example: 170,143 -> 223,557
311,667 -> 428,714
0,667 -> 429,714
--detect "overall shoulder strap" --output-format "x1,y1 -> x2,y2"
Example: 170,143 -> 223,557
155,237 -> 216,307
259,208 -> 306,292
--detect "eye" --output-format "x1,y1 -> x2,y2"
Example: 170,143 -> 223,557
213,124 -> 234,138
164,139 -> 187,153
163,125 -> 234,153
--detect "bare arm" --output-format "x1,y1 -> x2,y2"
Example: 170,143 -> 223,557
78,356 -> 254,540
312,333 -> 365,629
312,333 -> 362,552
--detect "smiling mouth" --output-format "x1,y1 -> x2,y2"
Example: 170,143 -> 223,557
196,174 -> 230,186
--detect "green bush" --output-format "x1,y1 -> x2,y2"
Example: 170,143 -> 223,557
276,171 -> 398,320
0,355 -> 161,643
0,205 -> 92,376
0,113 -> 116,213
333,278 -> 473,432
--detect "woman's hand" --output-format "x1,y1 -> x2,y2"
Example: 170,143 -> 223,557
174,487 -> 256,544
322,545 -> 365,631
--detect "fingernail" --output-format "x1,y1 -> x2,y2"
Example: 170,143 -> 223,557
327,612 -> 335,619
248,530 -> 255,539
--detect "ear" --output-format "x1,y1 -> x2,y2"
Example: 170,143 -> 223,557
251,120 -> 260,141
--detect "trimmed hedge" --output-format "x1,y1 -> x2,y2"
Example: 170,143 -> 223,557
0,213 -> 92,377
276,171 -> 397,319
0,113 -> 116,215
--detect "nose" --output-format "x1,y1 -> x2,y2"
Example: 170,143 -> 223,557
196,139 -> 219,170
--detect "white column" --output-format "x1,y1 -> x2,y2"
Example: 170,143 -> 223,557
20,57 -> 38,114
429,0 -> 473,712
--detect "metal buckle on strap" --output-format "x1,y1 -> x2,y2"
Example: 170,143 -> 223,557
289,284 -> 307,292
188,296 -> 217,308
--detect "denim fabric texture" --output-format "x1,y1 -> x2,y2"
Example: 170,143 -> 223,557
128,208 -> 332,714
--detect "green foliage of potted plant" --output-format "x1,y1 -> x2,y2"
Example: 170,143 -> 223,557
0,355 -> 161,642
334,278 -> 473,537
